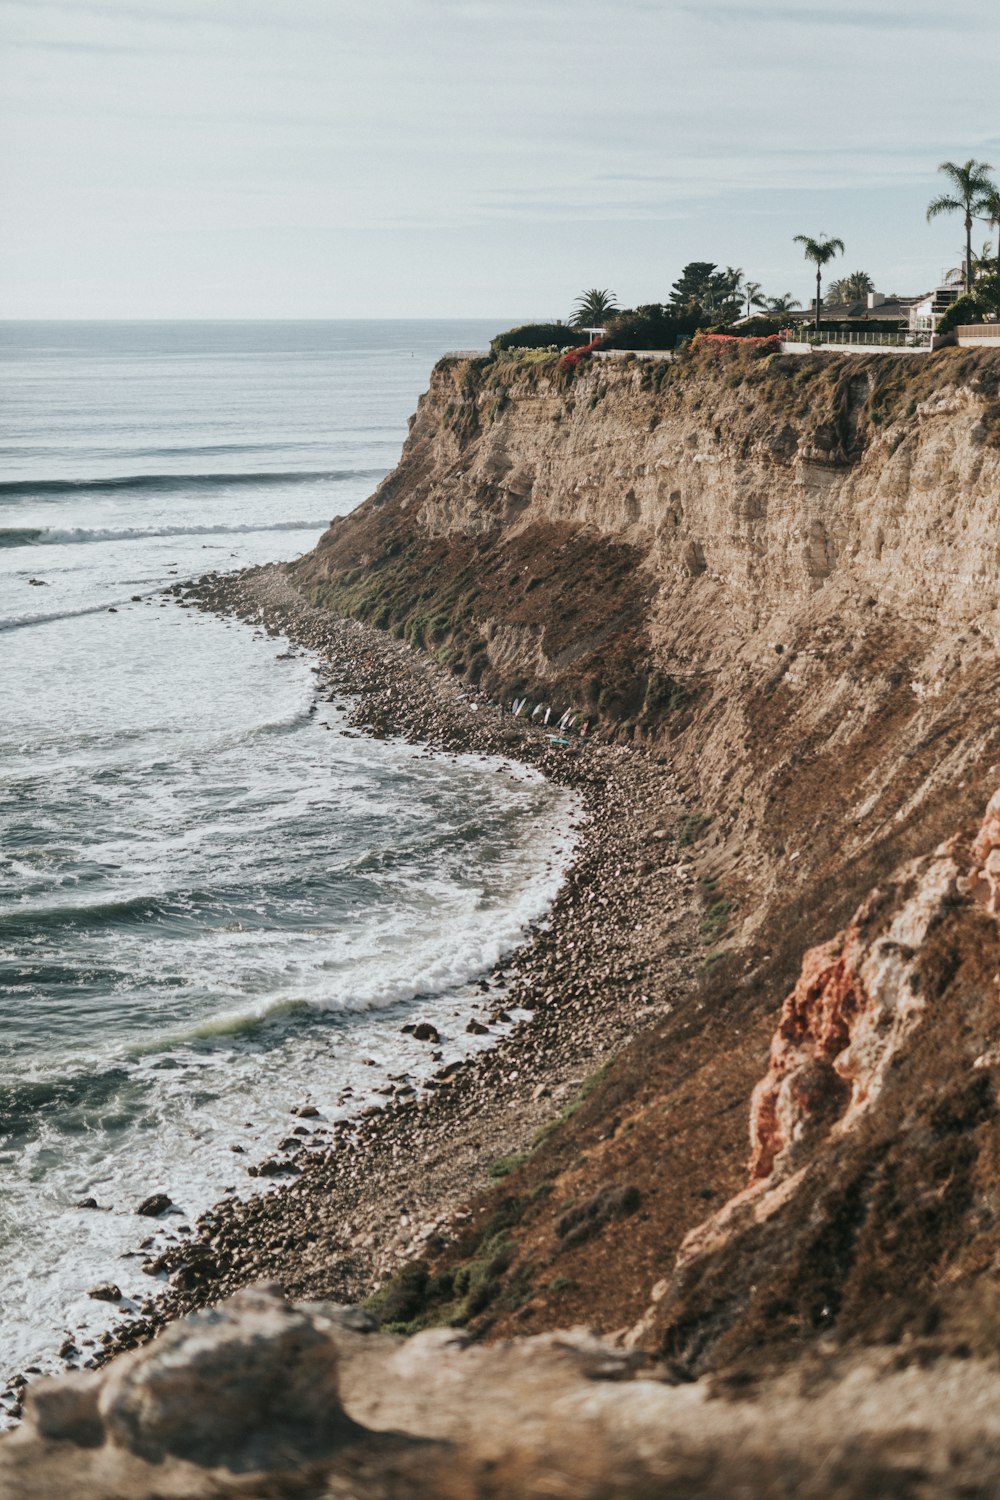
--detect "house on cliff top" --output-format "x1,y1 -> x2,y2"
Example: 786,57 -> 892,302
786,285 -> 962,332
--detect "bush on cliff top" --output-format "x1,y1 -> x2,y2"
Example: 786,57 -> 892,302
712,314 -> 786,338
936,277 -> 1000,335
490,323 -> 587,354
601,303 -> 705,351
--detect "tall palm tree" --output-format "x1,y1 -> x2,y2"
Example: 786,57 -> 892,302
981,184 -> 1000,277
743,280 -> 766,317
793,234 -> 846,329
767,293 -> 801,315
571,289 -> 618,327
926,159 -> 995,293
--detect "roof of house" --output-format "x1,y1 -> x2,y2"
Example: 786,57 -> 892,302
787,294 -> 918,323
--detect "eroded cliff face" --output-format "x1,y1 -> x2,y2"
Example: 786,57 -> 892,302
294,345 -> 1000,939
290,345 -> 1000,1364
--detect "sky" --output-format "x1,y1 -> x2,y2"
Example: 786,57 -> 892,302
2,0 -> 999,319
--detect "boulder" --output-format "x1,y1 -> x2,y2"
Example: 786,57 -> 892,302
98,1285 -> 361,1471
136,1192 -> 173,1218
26,1374 -> 104,1448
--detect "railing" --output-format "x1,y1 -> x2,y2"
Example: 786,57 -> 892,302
441,349 -> 490,358
956,324 -> 1000,342
789,329 -> 931,349
594,348 -> 676,362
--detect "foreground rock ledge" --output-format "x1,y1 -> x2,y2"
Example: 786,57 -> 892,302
2,1286 -> 999,1499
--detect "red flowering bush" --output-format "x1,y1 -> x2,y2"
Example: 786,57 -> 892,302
560,335 -> 605,371
694,332 -> 782,356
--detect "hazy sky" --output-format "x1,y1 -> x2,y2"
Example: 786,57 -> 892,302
3,0 -> 999,318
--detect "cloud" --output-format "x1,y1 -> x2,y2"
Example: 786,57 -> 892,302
685,0 -> 977,25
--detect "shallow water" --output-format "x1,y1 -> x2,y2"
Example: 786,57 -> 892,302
0,321 -> 578,1378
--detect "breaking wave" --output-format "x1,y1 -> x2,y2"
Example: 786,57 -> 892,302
0,519 -> 330,549
0,467 -> 385,498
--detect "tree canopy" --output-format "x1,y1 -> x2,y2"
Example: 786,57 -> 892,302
826,270 -> 874,304
601,303 -> 704,350
570,289 -> 619,326
668,262 -> 744,322
935,272 -> 1000,334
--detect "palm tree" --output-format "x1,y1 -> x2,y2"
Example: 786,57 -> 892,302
981,184 -> 1000,277
793,234 -> 846,329
767,293 -> 801,315
743,280 -> 766,318
571,289 -> 618,327
926,159 -> 995,293
827,270 -> 875,304
945,240 -> 995,285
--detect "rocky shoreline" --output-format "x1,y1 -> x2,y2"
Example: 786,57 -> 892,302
6,563 -> 699,1393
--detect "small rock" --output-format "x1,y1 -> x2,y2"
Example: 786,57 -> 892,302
411,1022 -> 441,1043
307,1302 -> 379,1334
88,1283 -> 122,1303
466,1020 -> 489,1035
75,1196 -> 100,1210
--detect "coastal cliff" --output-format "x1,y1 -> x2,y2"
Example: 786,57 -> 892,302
294,343 -> 1000,1361
6,345 -> 1000,1496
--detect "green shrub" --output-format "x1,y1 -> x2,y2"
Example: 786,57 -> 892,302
366,1259 -> 429,1326
936,281 -> 1000,336
490,323 -> 587,354
936,293 -> 983,337
602,303 -> 704,351
700,899 -> 733,940
678,811 -> 712,846
488,1152 -> 529,1181
716,314 -> 786,338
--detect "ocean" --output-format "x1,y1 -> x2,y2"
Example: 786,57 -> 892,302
0,321 -> 578,1380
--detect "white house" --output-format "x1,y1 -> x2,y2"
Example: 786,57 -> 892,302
907,284 -> 963,332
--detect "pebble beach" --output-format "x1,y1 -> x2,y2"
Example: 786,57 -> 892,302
4,562 -> 700,1397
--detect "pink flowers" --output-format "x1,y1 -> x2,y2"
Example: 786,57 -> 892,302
560,335 -> 605,370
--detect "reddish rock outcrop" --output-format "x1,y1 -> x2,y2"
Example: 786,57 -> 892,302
750,786 -> 1000,1192
654,788 -> 1000,1371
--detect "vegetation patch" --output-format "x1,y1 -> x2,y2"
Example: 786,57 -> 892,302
489,1152 -> 530,1182
700,900 -> 733,941
554,1183 -> 642,1250
678,811 -> 712,846
490,323 -> 586,354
